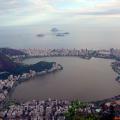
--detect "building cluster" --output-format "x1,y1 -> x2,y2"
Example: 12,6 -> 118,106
20,48 -> 120,60
0,99 -> 120,120
110,48 -> 120,60
19,48 -> 120,61
1,99 -> 69,120
111,61 -> 120,82
20,48 -> 92,57
0,75 -> 18,104
112,61 -> 120,68
98,100 -> 120,120
96,49 -> 111,58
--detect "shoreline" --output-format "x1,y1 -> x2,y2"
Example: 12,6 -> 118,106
0,54 -> 120,119
0,63 -> 63,110
12,56 -> 120,98
0,54 -> 120,110
11,57 -> 120,103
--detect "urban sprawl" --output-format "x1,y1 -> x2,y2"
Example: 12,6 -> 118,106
0,48 -> 120,120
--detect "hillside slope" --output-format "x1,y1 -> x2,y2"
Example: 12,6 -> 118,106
0,48 -> 27,56
0,52 -> 19,72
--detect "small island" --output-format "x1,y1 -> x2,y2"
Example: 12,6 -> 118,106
51,27 -> 59,32
56,33 -> 65,37
36,34 -> 45,37
63,32 -> 69,34
51,28 -> 70,37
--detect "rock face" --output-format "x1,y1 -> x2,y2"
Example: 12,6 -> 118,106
0,48 -> 28,73
0,52 -> 19,73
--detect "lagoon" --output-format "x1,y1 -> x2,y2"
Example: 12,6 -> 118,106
11,57 -> 120,102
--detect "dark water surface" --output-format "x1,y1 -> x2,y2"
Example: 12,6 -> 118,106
11,57 -> 120,102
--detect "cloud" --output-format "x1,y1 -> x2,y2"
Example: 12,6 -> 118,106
1,0 -> 120,15
0,0 -> 120,26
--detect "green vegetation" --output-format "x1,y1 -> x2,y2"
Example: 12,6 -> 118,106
0,51 -> 55,79
13,61 -> 55,75
65,100 -> 99,120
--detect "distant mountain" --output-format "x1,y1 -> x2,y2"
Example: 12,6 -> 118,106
0,52 -> 19,73
0,48 -> 27,56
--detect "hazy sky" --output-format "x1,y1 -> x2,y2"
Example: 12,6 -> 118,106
0,0 -> 120,27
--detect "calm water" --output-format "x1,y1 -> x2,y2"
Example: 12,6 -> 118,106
11,57 -> 120,102
0,25 -> 120,49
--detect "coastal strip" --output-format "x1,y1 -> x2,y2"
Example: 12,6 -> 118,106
0,62 -> 63,110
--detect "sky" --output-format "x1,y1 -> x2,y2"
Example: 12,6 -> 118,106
0,0 -> 120,26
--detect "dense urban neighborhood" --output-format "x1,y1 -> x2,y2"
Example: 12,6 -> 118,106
0,48 -> 120,120
20,48 -> 120,60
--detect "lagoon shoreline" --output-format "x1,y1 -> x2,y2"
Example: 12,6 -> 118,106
0,62 -> 63,110
1,54 -> 120,120
11,56 -> 120,103
0,48 -> 120,119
